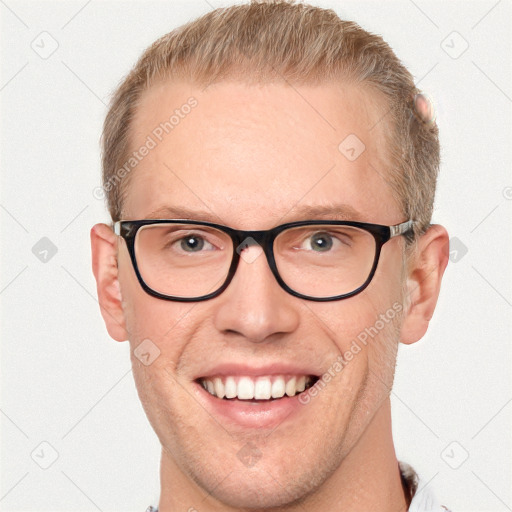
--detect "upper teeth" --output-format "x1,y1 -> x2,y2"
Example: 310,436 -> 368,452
200,375 -> 313,400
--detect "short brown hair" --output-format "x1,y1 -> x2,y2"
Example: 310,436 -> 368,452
101,0 -> 439,237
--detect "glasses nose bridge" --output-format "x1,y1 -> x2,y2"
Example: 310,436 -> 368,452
232,228 -> 276,267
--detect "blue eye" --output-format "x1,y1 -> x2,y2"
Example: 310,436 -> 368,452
308,232 -> 334,252
180,236 -> 205,252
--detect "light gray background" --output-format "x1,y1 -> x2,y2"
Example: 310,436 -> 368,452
1,0 -> 511,511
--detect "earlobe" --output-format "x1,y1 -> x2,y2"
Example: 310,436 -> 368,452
400,224 -> 449,345
90,223 -> 129,342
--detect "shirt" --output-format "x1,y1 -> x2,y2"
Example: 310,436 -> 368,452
399,461 -> 451,512
145,460 -> 451,511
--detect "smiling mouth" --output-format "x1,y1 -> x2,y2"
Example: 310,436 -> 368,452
196,374 -> 319,401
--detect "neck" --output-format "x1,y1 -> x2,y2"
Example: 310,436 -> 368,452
157,398 -> 409,512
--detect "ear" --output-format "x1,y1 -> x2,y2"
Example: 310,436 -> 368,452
400,224 -> 449,345
90,223 -> 128,342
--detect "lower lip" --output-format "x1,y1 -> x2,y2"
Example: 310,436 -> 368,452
192,381 -> 311,429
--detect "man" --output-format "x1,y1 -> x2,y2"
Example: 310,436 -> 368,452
91,1 -> 450,510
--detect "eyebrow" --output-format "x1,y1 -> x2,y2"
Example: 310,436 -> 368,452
143,203 -> 363,223
281,204 -> 363,221
144,206 -> 223,222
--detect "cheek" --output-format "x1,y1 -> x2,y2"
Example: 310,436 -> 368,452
302,253 -> 404,398
117,245 -> 199,350
130,355 -> 185,453
304,294 -> 400,354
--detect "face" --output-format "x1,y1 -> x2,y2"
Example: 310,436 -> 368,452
116,80 -> 409,508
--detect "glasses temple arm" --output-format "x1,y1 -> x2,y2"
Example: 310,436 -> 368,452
389,220 -> 414,238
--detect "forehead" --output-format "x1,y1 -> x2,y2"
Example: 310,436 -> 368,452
124,79 -> 400,227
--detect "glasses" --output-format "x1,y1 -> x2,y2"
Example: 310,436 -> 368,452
114,219 -> 414,302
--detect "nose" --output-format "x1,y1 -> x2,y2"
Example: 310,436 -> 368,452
212,243 -> 300,343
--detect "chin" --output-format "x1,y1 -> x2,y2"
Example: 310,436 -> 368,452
198,466 -> 322,510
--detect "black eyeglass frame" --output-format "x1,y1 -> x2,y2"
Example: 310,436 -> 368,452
114,219 -> 414,303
